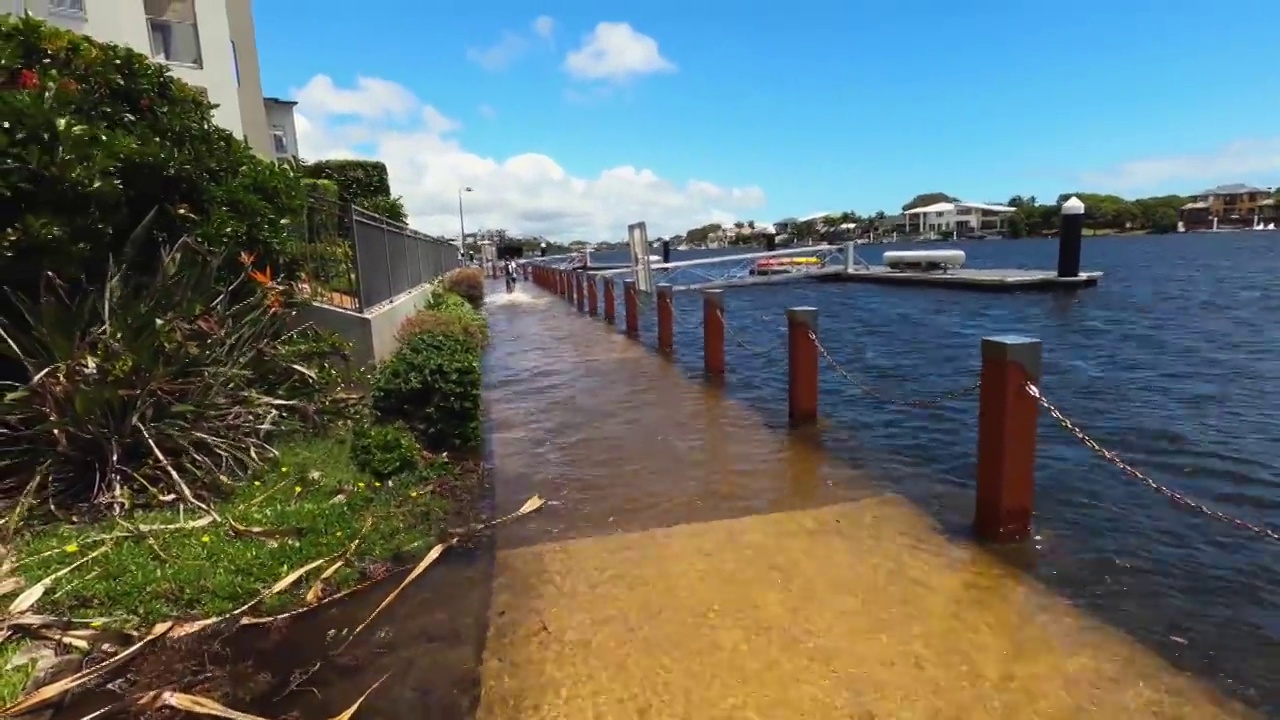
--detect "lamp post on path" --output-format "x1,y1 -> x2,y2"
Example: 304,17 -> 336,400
458,186 -> 473,262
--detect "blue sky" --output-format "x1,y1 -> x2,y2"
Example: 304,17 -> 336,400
252,1 -> 1280,240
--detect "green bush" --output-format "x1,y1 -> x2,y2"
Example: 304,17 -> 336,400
301,159 -> 407,224
0,16 -> 310,323
372,310 -> 484,453
350,421 -> 422,479
441,267 -> 486,310
396,291 -> 488,349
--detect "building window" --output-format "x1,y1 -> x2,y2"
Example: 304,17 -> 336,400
50,0 -> 86,16
271,127 -> 289,155
145,0 -> 202,68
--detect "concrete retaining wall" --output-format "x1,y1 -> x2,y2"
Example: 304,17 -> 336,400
298,283 -> 438,367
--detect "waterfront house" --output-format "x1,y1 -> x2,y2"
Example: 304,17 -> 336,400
9,0 -> 296,162
903,201 -> 1016,236
1178,184 -> 1277,231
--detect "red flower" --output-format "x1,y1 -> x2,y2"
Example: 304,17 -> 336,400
17,69 -> 38,90
139,97 -> 151,110
57,79 -> 77,93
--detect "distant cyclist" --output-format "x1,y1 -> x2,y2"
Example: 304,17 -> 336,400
503,259 -> 517,292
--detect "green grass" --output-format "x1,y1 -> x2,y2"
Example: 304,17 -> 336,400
10,434 -> 466,626
0,432 -> 476,706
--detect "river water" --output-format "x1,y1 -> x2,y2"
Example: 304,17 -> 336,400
501,232 -> 1280,714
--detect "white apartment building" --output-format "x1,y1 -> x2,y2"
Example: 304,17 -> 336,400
9,0 -> 297,161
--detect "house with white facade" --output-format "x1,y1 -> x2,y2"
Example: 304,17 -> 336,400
8,0 -> 296,162
903,201 -> 1016,236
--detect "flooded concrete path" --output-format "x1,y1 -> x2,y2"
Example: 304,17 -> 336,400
477,283 -> 1254,719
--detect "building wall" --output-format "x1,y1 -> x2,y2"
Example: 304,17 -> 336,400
264,98 -> 299,160
225,0 -> 271,157
15,0 -> 244,140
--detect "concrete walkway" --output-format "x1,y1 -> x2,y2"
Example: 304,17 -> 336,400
476,284 -> 1253,719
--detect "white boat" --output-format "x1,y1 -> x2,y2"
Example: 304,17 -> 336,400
883,249 -> 966,272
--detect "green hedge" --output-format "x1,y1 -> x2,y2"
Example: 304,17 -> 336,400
301,159 -> 407,223
371,290 -> 486,452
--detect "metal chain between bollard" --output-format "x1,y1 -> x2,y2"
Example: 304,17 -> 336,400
1025,381 -> 1280,542
807,331 -> 980,408
662,292 -> 702,330
716,308 -> 779,357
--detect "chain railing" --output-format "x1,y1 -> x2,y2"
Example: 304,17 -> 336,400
1025,382 -> 1280,541
538,262 -> 1280,543
807,330 -> 981,408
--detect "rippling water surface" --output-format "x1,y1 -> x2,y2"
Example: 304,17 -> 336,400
495,232 -> 1280,713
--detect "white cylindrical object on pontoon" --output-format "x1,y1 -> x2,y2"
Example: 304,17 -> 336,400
883,249 -> 966,270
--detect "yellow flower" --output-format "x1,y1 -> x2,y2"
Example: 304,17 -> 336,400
357,482 -> 365,490
200,535 -> 211,543
409,491 -> 419,498
253,480 -> 262,486
374,481 -> 382,488
294,485 -> 302,494
89,621 -> 102,628
63,543 -> 79,553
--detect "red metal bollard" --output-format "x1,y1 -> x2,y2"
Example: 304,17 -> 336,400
522,264 -> 529,281
558,270 -> 567,298
623,279 -> 639,338
576,273 -> 586,313
656,284 -> 674,355
603,278 -> 616,325
567,271 -> 576,305
587,275 -> 598,317
974,336 -> 1042,544
786,307 -> 819,428
702,289 -> 725,375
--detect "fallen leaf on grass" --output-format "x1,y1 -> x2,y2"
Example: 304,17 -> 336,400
143,691 -> 272,720
0,621 -> 173,717
6,546 -> 108,616
335,541 -> 447,653
172,554 -> 338,638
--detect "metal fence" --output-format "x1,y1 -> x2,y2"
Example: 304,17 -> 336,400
301,195 -> 461,312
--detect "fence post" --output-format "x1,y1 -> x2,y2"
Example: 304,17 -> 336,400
576,273 -> 586,313
786,307 -> 819,428
974,336 -> 1042,544
703,289 -> 725,375
656,284 -> 674,355
567,270 -> 577,305
345,201 -> 366,311
603,278 -> 616,325
623,279 -> 639,338
586,275 -> 598,317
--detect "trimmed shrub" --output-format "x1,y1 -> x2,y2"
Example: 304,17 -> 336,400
300,159 -> 407,223
350,421 -> 422,480
396,289 -> 488,348
373,309 -> 485,453
441,267 -> 486,310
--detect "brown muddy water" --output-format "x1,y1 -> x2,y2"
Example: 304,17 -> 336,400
43,273 -> 1263,719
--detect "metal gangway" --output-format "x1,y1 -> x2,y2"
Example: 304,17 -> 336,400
588,243 -> 870,292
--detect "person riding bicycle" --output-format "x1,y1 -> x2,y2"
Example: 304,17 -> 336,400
503,259 -> 518,291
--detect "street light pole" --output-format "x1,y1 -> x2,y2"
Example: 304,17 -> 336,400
457,185 -> 473,250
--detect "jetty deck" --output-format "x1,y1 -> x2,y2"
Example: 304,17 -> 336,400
476,286 -> 1249,720
822,265 -> 1104,290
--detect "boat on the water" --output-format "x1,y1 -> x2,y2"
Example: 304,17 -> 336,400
749,256 -> 823,276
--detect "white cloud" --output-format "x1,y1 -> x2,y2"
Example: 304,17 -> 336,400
1077,138 -> 1280,192
532,15 -> 555,41
564,22 -> 676,82
478,103 -> 497,119
292,76 -> 765,242
465,31 -> 527,71
467,16 -> 558,71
